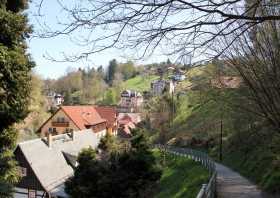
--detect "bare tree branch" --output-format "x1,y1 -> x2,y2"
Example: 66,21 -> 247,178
32,0 -> 280,62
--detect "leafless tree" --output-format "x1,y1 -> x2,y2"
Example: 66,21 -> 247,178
33,0 -> 280,62
34,0 -> 280,131
218,16 -> 280,132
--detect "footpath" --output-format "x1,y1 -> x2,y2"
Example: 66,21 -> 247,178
216,163 -> 278,198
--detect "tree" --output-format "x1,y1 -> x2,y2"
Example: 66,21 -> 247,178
218,19 -> 280,132
35,1 -> 280,130
85,72 -> 108,103
97,65 -> 105,79
111,128 -> 162,198
65,129 -> 162,198
65,147 -> 108,198
35,0 -> 280,61
119,61 -> 136,80
17,73 -> 50,142
107,59 -> 118,86
166,58 -> 172,66
0,0 -> 34,196
102,89 -> 117,105
98,133 -> 119,157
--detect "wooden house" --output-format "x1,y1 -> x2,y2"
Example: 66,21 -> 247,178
38,106 -> 118,138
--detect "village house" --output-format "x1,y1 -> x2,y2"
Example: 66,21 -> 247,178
117,113 -> 141,138
95,106 -> 118,136
118,90 -> 143,113
14,130 -> 100,198
151,79 -> 175,96
46,92 -> 64,110
39,106 -> 118,138
172,69 -> 186,82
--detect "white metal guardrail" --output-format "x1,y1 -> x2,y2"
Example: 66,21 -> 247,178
154,144 -> 216,198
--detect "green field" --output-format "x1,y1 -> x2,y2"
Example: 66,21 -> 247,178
122,75 -> 159,92
154,150 -> 210,198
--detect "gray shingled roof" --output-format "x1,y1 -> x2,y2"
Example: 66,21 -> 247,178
17,129 -> 100,197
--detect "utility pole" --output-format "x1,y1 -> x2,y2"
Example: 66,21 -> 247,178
171,90 -> 175,126
219,119 -> 223,161
217,58 -> 224,162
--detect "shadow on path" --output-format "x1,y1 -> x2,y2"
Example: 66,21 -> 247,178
216,163 -> 278,198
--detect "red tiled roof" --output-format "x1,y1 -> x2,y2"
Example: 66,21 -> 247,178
94,106 -> 117,128
117,113 -> 141,124
61,106 -> 106,130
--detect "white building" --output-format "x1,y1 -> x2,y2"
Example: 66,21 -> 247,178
46,92 -> 64,110
151,79 -> 175,96
118,90 -> 143,113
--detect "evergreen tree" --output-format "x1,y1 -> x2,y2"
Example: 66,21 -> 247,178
166,58 -> 171,66
97,65 -> 105,79
107,59 -> 117,86
98,133 -> 116,153
0,0 -> 33,196
65,129 -> 162,198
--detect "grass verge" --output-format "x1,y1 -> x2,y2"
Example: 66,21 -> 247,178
154,150 -> 210,198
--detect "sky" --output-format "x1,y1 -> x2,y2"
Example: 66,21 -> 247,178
27,0 -> 170,79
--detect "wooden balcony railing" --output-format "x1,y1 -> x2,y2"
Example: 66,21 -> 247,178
51,121 -> 69,127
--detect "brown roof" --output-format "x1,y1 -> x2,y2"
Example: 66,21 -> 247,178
94,106 -> 117,128
61,106 -> 106,130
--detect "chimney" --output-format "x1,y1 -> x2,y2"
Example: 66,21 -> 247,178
47,133 -> 52,148
70,129 -> 75,141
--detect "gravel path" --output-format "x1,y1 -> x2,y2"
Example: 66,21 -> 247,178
216,163 -> 278,198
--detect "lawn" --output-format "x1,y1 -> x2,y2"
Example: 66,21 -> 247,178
154,150 -> 210,198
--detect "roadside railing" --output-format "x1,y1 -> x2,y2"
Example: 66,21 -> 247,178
154,144 -> 216,198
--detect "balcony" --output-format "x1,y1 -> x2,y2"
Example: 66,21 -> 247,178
51,121 -> 69,127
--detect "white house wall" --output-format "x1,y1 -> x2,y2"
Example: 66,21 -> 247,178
14,187 -> 46,198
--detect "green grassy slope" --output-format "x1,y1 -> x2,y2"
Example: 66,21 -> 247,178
121,75 -> 159,92
165,64 -> 280,193
154,151 -> 209,198
222,127 -> 280,193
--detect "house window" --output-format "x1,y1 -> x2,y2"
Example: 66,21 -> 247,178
18,166 -> 27,177
57,117 -> 65,122
28,189 -> 36,198
48,128 -> 52,133
52,128 -> 57,135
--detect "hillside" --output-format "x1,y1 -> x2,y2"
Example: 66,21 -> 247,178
121,75 -> 159,92
154,150 -> 209,198
149,63 -> 280,193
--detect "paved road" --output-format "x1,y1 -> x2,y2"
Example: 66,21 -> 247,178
216,163 -> 278,198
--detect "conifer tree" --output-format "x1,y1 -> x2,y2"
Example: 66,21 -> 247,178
0,0 -> 33,196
